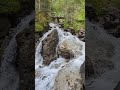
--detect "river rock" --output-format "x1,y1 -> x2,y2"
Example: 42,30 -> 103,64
58,48 -> 74,60
64,28 -> 76,35
58,37 -> 83,60
54,64 -> 84,90
16,25 -> 35,90
42,29 -> 59,65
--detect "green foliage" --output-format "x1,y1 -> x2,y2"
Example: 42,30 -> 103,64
51,0 -> 85,30
0,0 -> 20,14
35,0 -> 51,32
35,22 -> 44,32
35,11 -> 51,31
35,0 -> 85,32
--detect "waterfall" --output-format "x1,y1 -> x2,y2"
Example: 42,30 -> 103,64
0,11 -> 34,90
35,23 -> 85,90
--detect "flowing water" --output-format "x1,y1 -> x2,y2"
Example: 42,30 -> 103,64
0,11 -> 34,90
35,23 -> 85,90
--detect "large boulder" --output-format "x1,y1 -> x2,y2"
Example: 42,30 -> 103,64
54,64 -> 84,90
42,29 -> 59,65
54,37 -> 85,90
58,48 -> 74,59
58,37 -> 83,60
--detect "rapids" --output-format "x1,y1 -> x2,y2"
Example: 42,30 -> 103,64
35,23 -> 85,90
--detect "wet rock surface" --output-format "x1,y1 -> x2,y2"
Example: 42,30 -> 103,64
54,64 -> 84,90
58,48 -> 74,59
75,31 -> 85,42
42,29 -> 59,65
58,37 -> 83,60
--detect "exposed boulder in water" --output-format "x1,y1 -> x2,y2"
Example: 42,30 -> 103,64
54,64 -> 84,90
75,31 -> 85,42
42,29 -> 59,65
58,37 -> 83,60
58,48 -> 74,59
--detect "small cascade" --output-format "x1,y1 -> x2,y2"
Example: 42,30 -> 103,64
35,23 -> 85,90
0,11 -> 34,90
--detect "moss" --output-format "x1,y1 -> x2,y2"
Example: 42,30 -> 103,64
35,22 -> 44,32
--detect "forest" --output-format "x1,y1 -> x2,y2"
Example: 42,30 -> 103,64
35,0 -> 85,32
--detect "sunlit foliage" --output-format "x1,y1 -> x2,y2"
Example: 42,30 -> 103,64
35,0 -> 85,31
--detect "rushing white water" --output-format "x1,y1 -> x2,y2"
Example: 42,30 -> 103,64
35,23 -> 85,90
86,20 -> 120,90
0,11 -> 34,90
